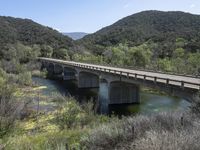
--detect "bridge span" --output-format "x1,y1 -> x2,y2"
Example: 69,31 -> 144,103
38,57 -> 200,104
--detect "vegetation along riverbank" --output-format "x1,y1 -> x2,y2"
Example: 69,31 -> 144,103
0,65 -> 199,149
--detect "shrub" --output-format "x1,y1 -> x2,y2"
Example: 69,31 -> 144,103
0,80 -> 19,138
31,69 -> 47,78
5,131 -> 82,150
53,95 -> 109,130
55,97 -> 84,129
81,111 -> 197,150
17,72 -> 32,86
190,93 -> 200,115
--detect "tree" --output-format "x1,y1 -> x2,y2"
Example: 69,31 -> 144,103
157,58 -> 173,72
175,38 -> 186,48
15,43 -> 34,63
103,45 -> 126,66
173,48 -> 185,58
188,53 -> 200,74
127,43 -> 152,68
53,48 -> 70,60
32,44 -> 41,59
40,45 -> 53,57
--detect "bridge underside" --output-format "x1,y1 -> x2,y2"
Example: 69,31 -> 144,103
116,75 -> 198,102
78,72 -> 99,88
41,61 -> 199,105
46,63 -> 55,79
63,67 -> 77,80
54,64 -> 63,79
109,81 -> 140,104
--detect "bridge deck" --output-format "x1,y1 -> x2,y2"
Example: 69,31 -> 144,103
39,58 -> 200,90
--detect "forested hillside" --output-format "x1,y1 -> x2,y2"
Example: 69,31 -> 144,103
75,11 -> 200,74
0,16 -> 74,48
79,11 -> 200,56
0,16 -> 75,72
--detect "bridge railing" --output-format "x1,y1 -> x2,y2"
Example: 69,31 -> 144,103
38,57 -> 200,90
106,64 -> 200,79
75,61 -> 200,79
72,63 -> 200,90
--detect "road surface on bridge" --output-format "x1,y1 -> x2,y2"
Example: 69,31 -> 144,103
39,57 -> 200,90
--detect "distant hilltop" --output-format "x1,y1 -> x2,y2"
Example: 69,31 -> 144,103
63,32 -> 89,40
79,10 -> 200,55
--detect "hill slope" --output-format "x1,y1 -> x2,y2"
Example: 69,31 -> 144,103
0,16 -> 77,66
0,16 -> 74,57
63,32 -> 88,40
79,10 -> 200,55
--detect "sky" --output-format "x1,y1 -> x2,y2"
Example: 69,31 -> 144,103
0,0 -> 199,33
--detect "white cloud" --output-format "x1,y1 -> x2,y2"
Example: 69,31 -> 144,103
190,4 -> 196,8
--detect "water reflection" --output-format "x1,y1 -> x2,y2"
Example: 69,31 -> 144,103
109,93 -> 190,116
99,81 -> 109,114
32,77 -> 190,116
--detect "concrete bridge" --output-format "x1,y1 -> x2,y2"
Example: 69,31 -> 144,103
38,57 -> 200,105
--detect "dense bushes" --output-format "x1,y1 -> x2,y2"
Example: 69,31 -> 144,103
72,43 -> 200,75
0,66 -> 34,138
6,131 -> 80,150
81,111 -> 200,150
190,94 -> 200,115
5,72 -> 32,86
55,97 -> 85,129
81,93 -> 200,150
54,95 -> 108,130
0,70 -> 20,138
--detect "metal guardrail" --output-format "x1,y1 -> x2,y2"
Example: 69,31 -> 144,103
38,57 -> 200,90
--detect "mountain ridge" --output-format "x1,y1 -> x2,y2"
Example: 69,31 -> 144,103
63,32 -> 88,40
0,16 -> 74,49
79,10 -> 200,55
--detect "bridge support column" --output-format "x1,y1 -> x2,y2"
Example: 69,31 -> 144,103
109,81 -> 140,105
41,61 -> 46,70
46,63 -> 55,79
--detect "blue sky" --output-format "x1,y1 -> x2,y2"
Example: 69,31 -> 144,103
0,0 -> 199,33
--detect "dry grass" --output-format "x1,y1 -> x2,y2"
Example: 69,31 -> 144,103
81,111 -> 200,150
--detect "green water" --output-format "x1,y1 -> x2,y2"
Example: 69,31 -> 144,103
32,77 -> 190,115
109,92 -> 190,116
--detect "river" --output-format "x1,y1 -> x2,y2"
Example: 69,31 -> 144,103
32,77 -> 190,116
